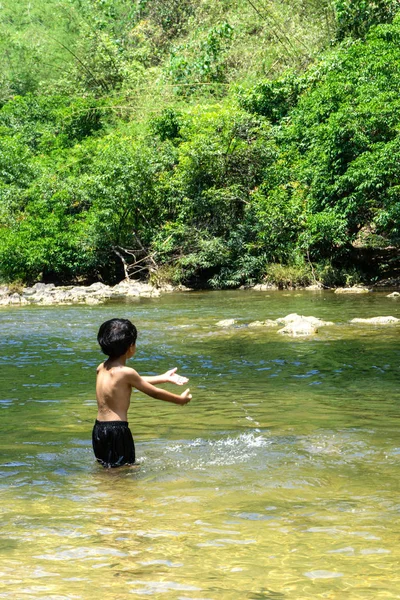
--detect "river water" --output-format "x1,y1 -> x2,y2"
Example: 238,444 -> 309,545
0,290 -> 399,599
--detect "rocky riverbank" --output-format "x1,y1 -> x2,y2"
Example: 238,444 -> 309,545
0,281 -> 189,306
0,281 -> 399,307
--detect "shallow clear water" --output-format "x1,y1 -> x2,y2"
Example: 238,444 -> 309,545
0,289 -> 399,599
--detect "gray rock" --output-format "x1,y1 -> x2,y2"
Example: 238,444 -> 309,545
52,291 -> 74,303
33,283 -> 55,292
252,283 -> 278,291
68,286 -> 88,297
2,279 -> 189,306
37,295 -> 58,305
114,280 -> 162,297
350,316 -> 399,324
9,293 -> 28,305
112,281 -> 144,297
157,284 -> 175,292
248,320 -> 278,327
278,320 -> 318,336
85,296 -> 103,305
277,313 -> 334,327
216,319 -> 237,327
305,284 -> 323,290
335,287 -> 370,294
87,282 -> 109,291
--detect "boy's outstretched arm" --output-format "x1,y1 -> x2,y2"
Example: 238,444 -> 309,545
128,369 -> 192,405
142,367 -> 189,386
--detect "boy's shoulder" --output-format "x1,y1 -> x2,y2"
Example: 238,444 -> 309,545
122,366 -> 142,383
96,361 -> 140,378
121,365 -> 139,375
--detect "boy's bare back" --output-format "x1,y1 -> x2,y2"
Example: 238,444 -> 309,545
96,360 -> 134,421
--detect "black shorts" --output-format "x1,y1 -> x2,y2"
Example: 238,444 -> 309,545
92,420 -> 135,468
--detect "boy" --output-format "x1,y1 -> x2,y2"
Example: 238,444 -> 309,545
92,318 -> 192,468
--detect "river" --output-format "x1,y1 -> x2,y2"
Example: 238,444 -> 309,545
0,289 -> 399,599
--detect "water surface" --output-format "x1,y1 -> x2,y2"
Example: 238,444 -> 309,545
0,290 -> 399,599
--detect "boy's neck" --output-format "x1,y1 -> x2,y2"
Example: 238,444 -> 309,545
105,353 -> 128,367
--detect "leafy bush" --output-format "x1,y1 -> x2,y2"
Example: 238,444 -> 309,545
237,71 -> 306,123
263,263 -> 314,289
167,22 -> 234,90
1,9 -> 400,287
334,0 -> 400,40
150,108 -> 182,142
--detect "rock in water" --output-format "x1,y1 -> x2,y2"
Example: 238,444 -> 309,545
248,320 -> 278,328
278,321 -> 318,336
277,313 -> 334,327
216,319 -> 237,327
334,287 -> 370,294
350,316 -> 399,324
277,315 -> 319,336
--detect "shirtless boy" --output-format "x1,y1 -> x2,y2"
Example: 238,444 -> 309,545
92,318 -> 192,468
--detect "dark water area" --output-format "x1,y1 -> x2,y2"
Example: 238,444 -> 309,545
0,290 -> 399,599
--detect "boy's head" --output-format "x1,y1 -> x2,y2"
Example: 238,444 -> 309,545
97,318 -> 137,358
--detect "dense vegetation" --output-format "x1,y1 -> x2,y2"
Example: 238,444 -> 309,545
0,0 -> 399,288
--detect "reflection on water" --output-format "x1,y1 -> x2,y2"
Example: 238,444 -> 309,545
0,290 -> 399,599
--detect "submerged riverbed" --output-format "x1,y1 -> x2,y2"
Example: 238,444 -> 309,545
0,289 -> 399,599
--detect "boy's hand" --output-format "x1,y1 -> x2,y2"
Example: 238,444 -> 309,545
164,367 -> 189,386
180,388 -> 192,404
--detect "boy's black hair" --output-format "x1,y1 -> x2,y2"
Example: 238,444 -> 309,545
97,318 -> 137,358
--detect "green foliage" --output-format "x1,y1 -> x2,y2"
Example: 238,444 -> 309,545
0,0 -> 79,100
238,16 -> 400,268
0,1 -> 399,288
334,0 -> 400,40
137,0 -> 198,40
245,185 -> 305,262
313,261 -> 364,287
150,108 -> 182,142
264,263 -> 314,289
65,27 -> 126,95
0,94 -> 106,152
0,0 -> 336,103
300,211 -> 349,255
237,72 -> 306,123
0,135 -> 35,188
167,22 -> 234,91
